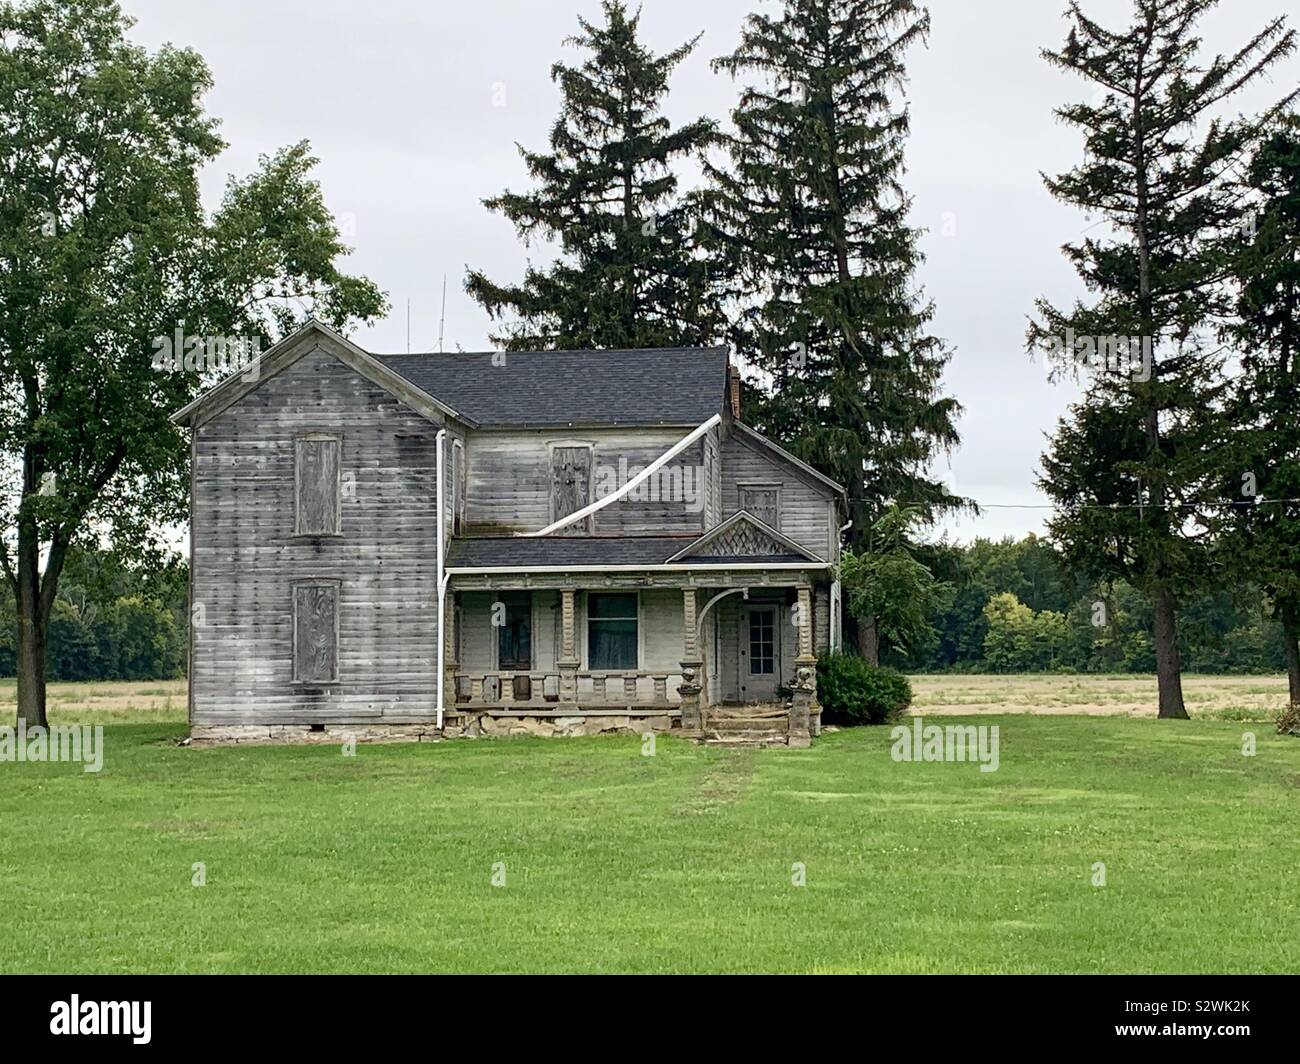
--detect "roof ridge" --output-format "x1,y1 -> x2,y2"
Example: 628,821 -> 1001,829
376,346 -> 728,359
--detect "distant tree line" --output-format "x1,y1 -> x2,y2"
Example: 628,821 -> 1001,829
0,548 -> 186,682
884,535 -> 1287,675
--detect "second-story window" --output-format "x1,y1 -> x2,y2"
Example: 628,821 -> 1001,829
739,485 -> 780,531
295,435 -> 341,535
550,445 -> 592,536
452,439 -> 465,535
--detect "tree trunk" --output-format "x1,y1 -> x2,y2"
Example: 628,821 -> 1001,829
1281,603 -> 1300,708
856,615 -> 880,665
1152,585 -> 1188,720
15,547 -> 48,728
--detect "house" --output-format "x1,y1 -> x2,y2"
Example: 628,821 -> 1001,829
173,320 -> 846,746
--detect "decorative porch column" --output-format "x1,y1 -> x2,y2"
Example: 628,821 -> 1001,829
557,588 -> 579,704
443,588 -> 458,709
789,584 -> 817,747
678,587 -> 703,731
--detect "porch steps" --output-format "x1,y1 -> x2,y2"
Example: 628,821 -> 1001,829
701,706 -> 790,747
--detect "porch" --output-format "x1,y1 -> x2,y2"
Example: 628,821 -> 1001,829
442,566 -> 832,743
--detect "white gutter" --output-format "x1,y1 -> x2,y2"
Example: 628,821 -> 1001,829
435,429 -> 447,728
524,414 -> 722,537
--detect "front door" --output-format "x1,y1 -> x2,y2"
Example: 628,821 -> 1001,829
738,605 -> 780,702
497,592 -> 532,670
494,591 -> 533,701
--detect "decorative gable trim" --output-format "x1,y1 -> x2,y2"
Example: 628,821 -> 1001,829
170,319 -> 476,429
666,511 -> 824,564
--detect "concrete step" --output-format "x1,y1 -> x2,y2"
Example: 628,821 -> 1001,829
704,735 -> 788,748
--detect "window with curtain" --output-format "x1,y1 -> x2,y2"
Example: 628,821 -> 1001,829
587,593 -> 638,670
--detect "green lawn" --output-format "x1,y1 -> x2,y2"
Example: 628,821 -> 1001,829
2,707 -> 1298,973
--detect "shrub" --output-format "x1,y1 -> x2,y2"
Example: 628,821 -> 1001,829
816,652 -> 913,726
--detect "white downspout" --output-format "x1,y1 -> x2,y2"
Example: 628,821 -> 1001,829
832,519 -> 852,653
525,414 -> 722,537
435,429 -> 447,728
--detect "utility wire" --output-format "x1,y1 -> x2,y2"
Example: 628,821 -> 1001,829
848,498 -> 1300,510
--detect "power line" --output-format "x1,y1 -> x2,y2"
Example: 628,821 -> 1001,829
848,498 -> 1300,511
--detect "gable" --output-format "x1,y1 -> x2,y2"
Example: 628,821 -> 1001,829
172,320 -> 471,430
667,511 -> 823,564
727,422 -> 845,499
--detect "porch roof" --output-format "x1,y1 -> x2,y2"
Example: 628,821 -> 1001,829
445,535 -> 814,571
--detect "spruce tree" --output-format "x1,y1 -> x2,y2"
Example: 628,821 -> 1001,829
1222,122 -> 1300,706
1028,0 -> 1296,718
702,0 -> 962,660
465,1 -> 719,350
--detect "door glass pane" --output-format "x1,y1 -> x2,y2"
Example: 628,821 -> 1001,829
497,592 -> 532,669
748,610 -> 774,675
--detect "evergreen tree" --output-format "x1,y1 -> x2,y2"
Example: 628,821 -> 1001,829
701,0 -> 962,660
1027,0 -> 1296,718
1222,121 -> 1300,706
466,1 -> 719,350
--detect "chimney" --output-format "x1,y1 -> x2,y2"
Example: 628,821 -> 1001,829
728,369 -> 742,419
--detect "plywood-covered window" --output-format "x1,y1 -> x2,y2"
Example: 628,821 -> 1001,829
550,445 -> 592,536
293,582 -> 339,683
295,435 -> 341,535
739,485 -> 780,530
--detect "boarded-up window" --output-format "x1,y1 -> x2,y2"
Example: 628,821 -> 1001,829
550,446 -> 592,536
295,436 -> 341,535
739,486 -> 780,530
293,583 -> 339,683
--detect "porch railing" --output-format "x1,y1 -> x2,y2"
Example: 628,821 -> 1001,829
454,670 -> 682,708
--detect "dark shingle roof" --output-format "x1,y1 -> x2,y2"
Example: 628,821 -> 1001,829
447,537 -> 693,568
375,347 -> 728,427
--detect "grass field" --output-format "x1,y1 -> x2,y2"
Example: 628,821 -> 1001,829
0,675 -> 1297,973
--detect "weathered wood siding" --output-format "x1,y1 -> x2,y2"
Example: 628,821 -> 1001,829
463,429 -> 708,536
191,345 -> 451,724
719,433 -> 835,559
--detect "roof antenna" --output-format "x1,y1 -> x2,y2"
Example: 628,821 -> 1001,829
438,273 -> 447,354
406,298 -> 411,354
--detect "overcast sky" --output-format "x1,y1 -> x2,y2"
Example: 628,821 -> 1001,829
121,0 -> 1300,543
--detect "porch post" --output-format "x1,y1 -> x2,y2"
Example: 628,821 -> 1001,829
443,588 -> 458,709
790,584 -> 817,747
558,587 -> 579,704
679,587 -> 703,731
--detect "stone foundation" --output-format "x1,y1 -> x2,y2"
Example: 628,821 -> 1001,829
189,712 -> 681,747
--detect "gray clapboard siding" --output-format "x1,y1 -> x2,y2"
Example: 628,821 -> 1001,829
191,346 -> 447,724
720,432 -> 834,558
464,428 -> 709,535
